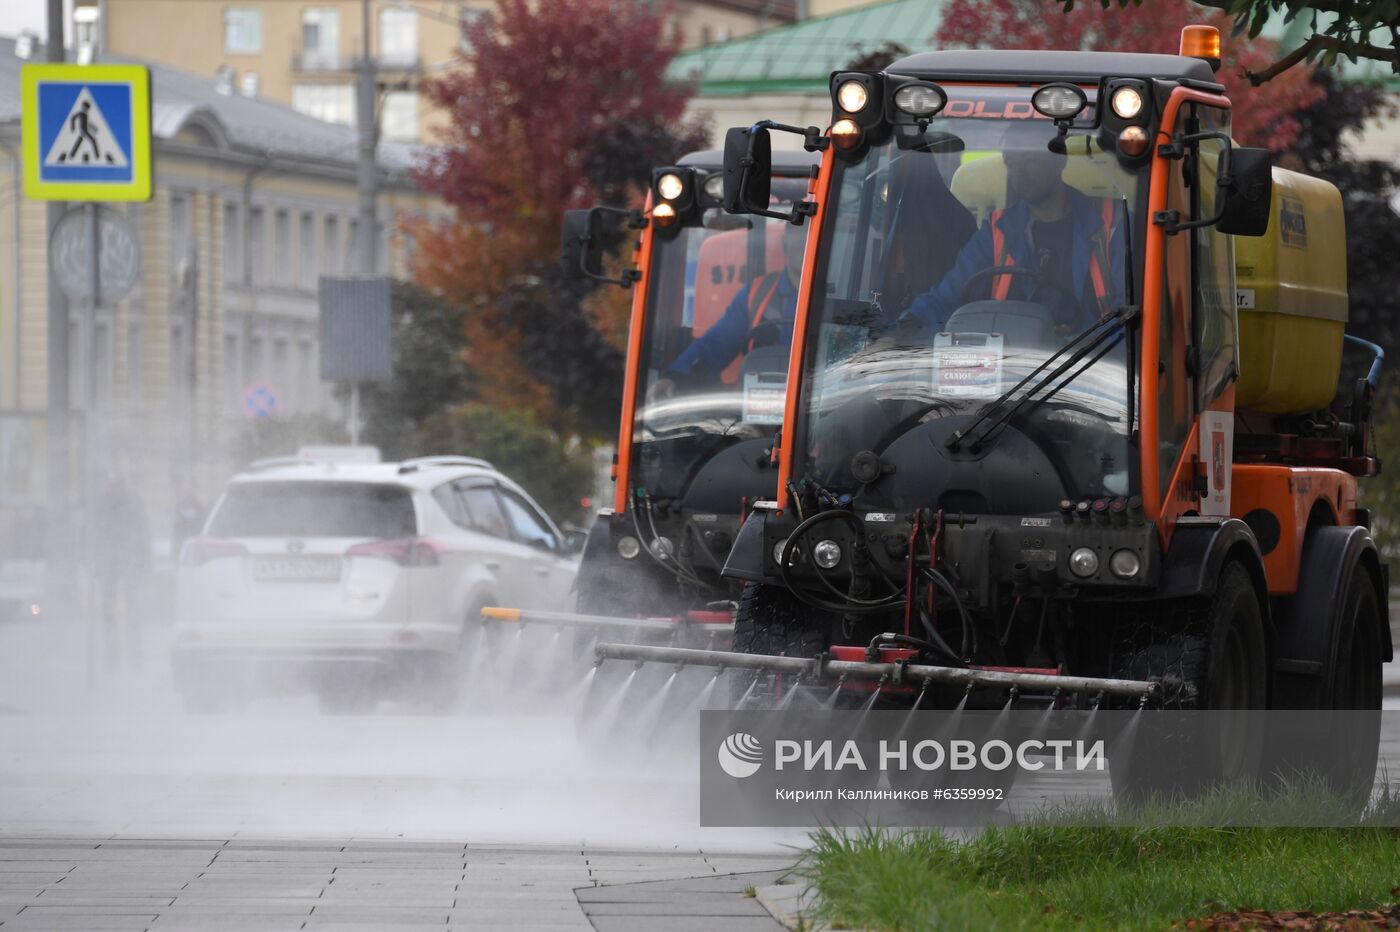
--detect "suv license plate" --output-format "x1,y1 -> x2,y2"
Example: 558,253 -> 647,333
251,556 -> 341,581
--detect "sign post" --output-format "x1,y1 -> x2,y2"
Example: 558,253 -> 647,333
21,59 -> 151,644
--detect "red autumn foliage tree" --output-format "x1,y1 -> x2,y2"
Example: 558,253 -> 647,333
935,0 -> 1323,149
410,0 -> 706,428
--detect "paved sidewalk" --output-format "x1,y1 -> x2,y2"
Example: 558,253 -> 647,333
0,837 -> 794,931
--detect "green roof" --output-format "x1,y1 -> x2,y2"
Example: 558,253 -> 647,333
668,0 -> 948,96
670,0 -> 1398,97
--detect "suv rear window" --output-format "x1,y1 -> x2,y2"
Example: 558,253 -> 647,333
208,482 -> 417,538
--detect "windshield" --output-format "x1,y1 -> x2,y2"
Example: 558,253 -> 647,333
209,482 -> 418,538
631,181 -> 810,501
796,89 -> 1145,507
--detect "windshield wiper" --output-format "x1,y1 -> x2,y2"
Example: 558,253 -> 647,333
945,304 -> 1138,453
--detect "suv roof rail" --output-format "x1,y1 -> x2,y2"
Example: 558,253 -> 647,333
246,456 -> 321,472
397,455 -> 494,474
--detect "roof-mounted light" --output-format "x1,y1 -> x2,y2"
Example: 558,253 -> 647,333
1110,86 -> 1143,120
837,79 -> 870,113
655,172 -> 686,202
830,118 -> 862,151
892,83 -> 946,118
1031,83 -> 1087,121
702,173 -> 725,202
1180,24 -> 1222,71
652,202 -> 677,227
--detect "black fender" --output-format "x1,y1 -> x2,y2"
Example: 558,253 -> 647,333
1272,525 -> 1393,708
574,511 -> 680,616
1157,517 -> 1269,605
722,506 -> 784,585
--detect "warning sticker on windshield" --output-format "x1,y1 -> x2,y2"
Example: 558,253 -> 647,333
933,333 -> 1004,398
743,372 -> 787,425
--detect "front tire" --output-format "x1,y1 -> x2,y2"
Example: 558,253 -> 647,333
729,583 -> 826,709
1109,562 -> 1267,803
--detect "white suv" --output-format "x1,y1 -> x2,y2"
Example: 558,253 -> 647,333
172,456 -> 579,712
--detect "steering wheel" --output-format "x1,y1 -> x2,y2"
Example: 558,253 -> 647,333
958,265 -> 1077,308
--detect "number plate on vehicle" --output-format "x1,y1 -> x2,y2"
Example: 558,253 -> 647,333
251,556 -> 341,581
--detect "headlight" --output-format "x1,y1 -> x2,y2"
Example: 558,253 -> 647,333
812,539 -> 842,569
836,79 -> 869,113
702,173 -> 724,201
656,172 -> 685,201
650,536 -> 675,559
1068,547 -> 1099,578
651,201 -> 677,227
893,83 -> 946,117
1111,86 -> 1143,119
772,538 -> 796,566
1117,125 -> 1150,158
1031,83 -> 1087,121
1110,549 -> 1141,579
830,118 -> 862,151
617,536 -> 641,560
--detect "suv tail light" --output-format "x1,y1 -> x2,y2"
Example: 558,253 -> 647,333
346,537 -> 443,567
180,537 -> 248,566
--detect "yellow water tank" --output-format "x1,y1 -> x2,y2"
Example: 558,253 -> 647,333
1233,168 -> 1348,414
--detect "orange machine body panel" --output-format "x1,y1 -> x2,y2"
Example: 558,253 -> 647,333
1230,464 -> 1359,595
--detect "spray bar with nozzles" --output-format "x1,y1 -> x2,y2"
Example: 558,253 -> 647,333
591,642 -> 1156,700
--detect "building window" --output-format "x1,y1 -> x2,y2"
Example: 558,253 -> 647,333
300,7 -> 340,70
248,206 -> 266,284
224,7 -> 261,54
291,83 -> 355,126
458,7 -> 489,52
223,204 -> 241,283
224,333 -> 240,405
273,338 -> 289,396
248,333 -> 264,383
169,322 -> 185,401
299,212 -> 316,290
345,218 -> 360,273
322,215 -> 340,275
128,322 -> 143,404
381,91 -> 417,143
169,192 -> 191,269
379,8 -> 418,68
299,340 -> 316,410
274,209 -> 292,286
73,5 -> 100,55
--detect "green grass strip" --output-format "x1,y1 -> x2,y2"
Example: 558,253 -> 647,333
797,783 -> 1400,931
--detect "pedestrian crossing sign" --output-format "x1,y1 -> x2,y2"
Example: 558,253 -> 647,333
21,63 -> 151,202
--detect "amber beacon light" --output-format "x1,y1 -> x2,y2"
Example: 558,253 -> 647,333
1180,25 -> 1222,70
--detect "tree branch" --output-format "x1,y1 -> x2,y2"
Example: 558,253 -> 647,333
1245,33 -> 1332,85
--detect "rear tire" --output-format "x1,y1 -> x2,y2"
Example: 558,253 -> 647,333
1109,562 -> 1267,803
1263,567 -> 1383,810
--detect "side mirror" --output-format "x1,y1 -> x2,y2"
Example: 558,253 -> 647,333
560,209 -> 591,281
1216,147 -> 1273,237
562,528 -> 588,555
723,125 -> 772,215
722,122 -> 824,223
559,206 -> 641,289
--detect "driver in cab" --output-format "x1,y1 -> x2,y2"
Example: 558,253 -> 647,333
650,218 -> 806,400
902,147 -> 1125,334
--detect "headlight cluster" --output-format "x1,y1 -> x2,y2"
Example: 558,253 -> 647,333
1068,546 -> 1143,580
649,167 -> 696,228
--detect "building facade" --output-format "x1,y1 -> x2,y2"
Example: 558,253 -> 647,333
0,38 -> 439,525
69,0 -> 807,145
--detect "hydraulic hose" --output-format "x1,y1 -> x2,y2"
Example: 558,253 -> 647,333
779,509 -> 905,614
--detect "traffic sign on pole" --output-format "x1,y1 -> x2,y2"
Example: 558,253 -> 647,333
20,63 -> 152,202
